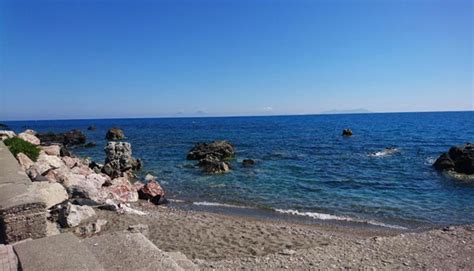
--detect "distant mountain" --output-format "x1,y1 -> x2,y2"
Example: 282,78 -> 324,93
320,108 -> 372,115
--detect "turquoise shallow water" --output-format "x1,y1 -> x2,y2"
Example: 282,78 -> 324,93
5,111 -> 474,229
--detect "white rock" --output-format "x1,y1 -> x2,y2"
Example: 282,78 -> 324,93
40,145 -> 61,156
23,129 -> 37,135
18,132 -> 40,145
16,152 -> 34,171
59,203 -> 96,228
0,130 -> 16,140
145,174 -> 157,182
30,182 -> 68,209
60,172 -> 100,200
118,203 -> 146,216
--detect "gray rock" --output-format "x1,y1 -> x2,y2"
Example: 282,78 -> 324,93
102,142 -> 141,178
58,203 -> 96,228
105,127 -> 125,140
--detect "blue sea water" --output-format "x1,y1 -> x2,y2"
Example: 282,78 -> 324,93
4,111 -> 474,229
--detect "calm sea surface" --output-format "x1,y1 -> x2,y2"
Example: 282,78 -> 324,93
4,112 -> 474,229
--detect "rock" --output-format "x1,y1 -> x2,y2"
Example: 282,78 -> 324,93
242,159 -> 255,167
60,172 -> 107,200
0,123 -> 9,129
105,128 -> 125,140
87,125 -> 96,131
45,221 -> 61,237
75,219 -> 107,236
342,129 -> 353,137
433,143 -> 474,174
99,199 -> 120,211
58,203 -> 96,228
37,153 -> 64,169
62,156 -> 79,168
16,152 -> 35,171
40,145 -> 61,156
144,173 -> 157,182
37,129 -> 86,146
99,180 -> 139,203
117,203 -> 146,216
31,182 -> 68,209
18,131 -> 41,145
102,142 -> 141,178
89,161 -> 103,174
71,198 -> 101,206
84,142 -> 97,148
138,180 -> 165,204
0,130 -> 16,140
187,140 -> 235,161
198,155 -> 231,173
128,224 -> 149,237
59,146 -> 72,157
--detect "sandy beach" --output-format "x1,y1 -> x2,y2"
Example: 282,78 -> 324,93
92,201 -> 474,270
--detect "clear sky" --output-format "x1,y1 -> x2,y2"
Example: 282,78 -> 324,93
0,0 -> 472,120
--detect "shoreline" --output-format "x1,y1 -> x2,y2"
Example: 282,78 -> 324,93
93,200 -> 474,269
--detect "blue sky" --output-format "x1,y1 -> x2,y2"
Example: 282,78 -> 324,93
0,0 -> 472,120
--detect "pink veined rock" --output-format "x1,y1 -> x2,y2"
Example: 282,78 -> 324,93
99,178 -> 138,203
18,132 -> 40,145
138,180 -> 165,204
40,145 -> 61,156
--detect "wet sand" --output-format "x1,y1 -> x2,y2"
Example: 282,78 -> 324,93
93,201 -> 474,269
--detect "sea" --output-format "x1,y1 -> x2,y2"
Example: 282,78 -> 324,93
4,111 -> 474,230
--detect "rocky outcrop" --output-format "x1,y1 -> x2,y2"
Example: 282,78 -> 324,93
342,129 -> 353,137
433,143 -> 474,174
102,142 -> 141,179
18,131 -> 40,145
105,128 -> 125,141
187,141 -> 234,173
138,180 -> 165,204
58,203 -> 96,228
37,129 -> 86,146
187,141 -> 235,160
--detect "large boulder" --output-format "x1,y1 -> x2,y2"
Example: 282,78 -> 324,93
187,140 -> 235,160
98,177 -> 139,203
40,145 -> 61,156
102,142 -> 141,179
58,203 -> 96,228
31,182 -> 68,209
433,143 -> 474,174
138,180 -> 165,204
59,172 -> 108,200
18,131 -> 41,145
37,129 -> 86,146
105,128 -> 125,141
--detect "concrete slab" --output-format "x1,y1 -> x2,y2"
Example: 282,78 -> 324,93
0,142 -> 30,186
0,244 -> 18,271
13,233 -> 103,271
83,232 -> 183,271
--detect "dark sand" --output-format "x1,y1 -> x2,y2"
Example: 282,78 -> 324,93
91,201 -> 474,270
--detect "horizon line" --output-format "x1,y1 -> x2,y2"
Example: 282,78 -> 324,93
1,109 -> 472,122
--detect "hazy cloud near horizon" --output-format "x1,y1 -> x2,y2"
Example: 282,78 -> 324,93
0,0 -> 472,121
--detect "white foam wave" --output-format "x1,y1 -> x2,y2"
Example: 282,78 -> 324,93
275,209 -> 407,230
369,147 -> 399,157
193,201 -> 249,209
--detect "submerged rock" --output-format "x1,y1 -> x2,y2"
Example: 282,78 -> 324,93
433,143 -> 474,175
242,159 -> 255,167
37,129 -> 86,146
84,142 -> 97,148
342,129 -> 353,137
105,128 -> 125,140
87,125 -> 96,131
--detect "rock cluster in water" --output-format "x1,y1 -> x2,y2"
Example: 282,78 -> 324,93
187,141 -> 235,173
342,129 -> 353,137
37,129 -> 86,146
433,143 -> 474,175
105,128 -> 125,140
